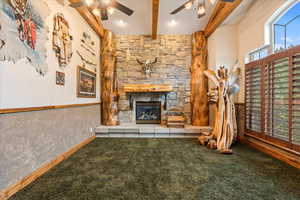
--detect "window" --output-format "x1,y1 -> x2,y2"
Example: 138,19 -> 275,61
248,45 -> 270,63
245,1 -> 300,153
273,2 -> 300,52
247,1 -> 300,63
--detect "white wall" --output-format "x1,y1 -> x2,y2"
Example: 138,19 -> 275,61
0,0 -> 101,109
207,24 -> 238,125
208,24 -> 238,71
236,0 -> 293,102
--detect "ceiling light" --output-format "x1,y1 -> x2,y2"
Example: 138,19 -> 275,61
185,2 -> 193,9
209,0 -> 216,4
197,5 -> 205,15
107,7 -> 115,15
102,0 -> 110,5
92,8 -> 100,16
117,20 -> 127,27
85,0 -> 94,6
168,19 -> 178,27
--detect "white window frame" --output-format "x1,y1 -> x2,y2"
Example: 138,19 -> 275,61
246,0 -> 300,63
265,0 -> 300,53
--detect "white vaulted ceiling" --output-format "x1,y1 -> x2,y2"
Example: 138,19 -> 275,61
102,0 -> 215,35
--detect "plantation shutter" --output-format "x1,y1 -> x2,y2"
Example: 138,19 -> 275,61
245,46 -> 300,152
245,65 -> 262,133
267,57 -> 290,141
292,53 -> 300,146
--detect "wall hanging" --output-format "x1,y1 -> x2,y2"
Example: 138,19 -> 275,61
0,0 -> 50,76
76,32 -> 97,71
77,66 -> 96,98
81,32 -> 96,56
56,71 -> 65,85
53,13 -> 73,67
76,50 -> 97,68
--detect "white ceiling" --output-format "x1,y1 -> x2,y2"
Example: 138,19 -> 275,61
102,0 -> 216,35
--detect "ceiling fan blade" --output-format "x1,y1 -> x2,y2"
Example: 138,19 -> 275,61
101,9 -> 108,21
113,1 -> 134,16
170,0 -> 194,15
69,1 -> 84,8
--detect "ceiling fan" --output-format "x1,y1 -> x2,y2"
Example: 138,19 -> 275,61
170,0 -> 235,18
70,0 -> 134,21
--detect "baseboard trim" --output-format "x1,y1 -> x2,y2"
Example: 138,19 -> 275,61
239,136 -> 300,170
0,135 -> 96,200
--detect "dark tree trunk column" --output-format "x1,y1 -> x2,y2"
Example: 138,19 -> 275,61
101,30 -> 118,125
190,31 -> 209,126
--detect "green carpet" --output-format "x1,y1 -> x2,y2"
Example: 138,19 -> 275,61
10,139 -> 300,200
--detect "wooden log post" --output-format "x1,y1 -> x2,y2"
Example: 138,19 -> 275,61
190,31 -> 209,126
101,30 -> 118,125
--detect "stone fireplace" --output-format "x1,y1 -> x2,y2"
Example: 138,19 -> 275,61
136,101 -> 161,124
115,35 -> 192,125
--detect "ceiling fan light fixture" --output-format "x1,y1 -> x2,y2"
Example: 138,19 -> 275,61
197,4 -> 205,15
102,0 -> 110,5
107,7 -> 115,15
209,0 -> 217,4
185,2 -> 193,9
85,0 -> 94,6
92,8 -> 101,16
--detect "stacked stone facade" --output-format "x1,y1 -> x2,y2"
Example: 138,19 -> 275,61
115,35 -> 192,124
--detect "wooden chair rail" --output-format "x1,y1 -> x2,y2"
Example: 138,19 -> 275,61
0,102 -> 101,114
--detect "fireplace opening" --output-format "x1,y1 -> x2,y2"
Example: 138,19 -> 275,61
136,101 -> 161,124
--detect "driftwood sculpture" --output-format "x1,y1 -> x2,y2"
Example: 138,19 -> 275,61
199,65 -> 241,154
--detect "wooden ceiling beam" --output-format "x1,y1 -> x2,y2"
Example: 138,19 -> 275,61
68,0 -> 104,38
152,0 -> 160,40
204,0 -> 243,37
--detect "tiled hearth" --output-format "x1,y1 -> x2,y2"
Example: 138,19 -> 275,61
95,124 -> 212,138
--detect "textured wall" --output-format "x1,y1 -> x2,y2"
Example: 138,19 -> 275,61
0,105 -> 100,191
235,103 -> 245,137
115,35 -> 192,124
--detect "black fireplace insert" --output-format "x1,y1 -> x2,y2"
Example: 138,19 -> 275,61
136,101 -> 161,124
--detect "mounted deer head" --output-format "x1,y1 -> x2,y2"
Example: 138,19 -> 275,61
136,57 -> 158,78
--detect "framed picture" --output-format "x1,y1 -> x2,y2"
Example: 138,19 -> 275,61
56,71 -> 65,86
77,66 -> 96,98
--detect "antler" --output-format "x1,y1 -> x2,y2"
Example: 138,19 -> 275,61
0,40 -> 5,49
151,57 -> 158,64
136,59 -> 144,65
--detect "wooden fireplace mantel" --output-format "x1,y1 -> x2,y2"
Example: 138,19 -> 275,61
123,84 -> 172,110
123,84 -> 173,93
